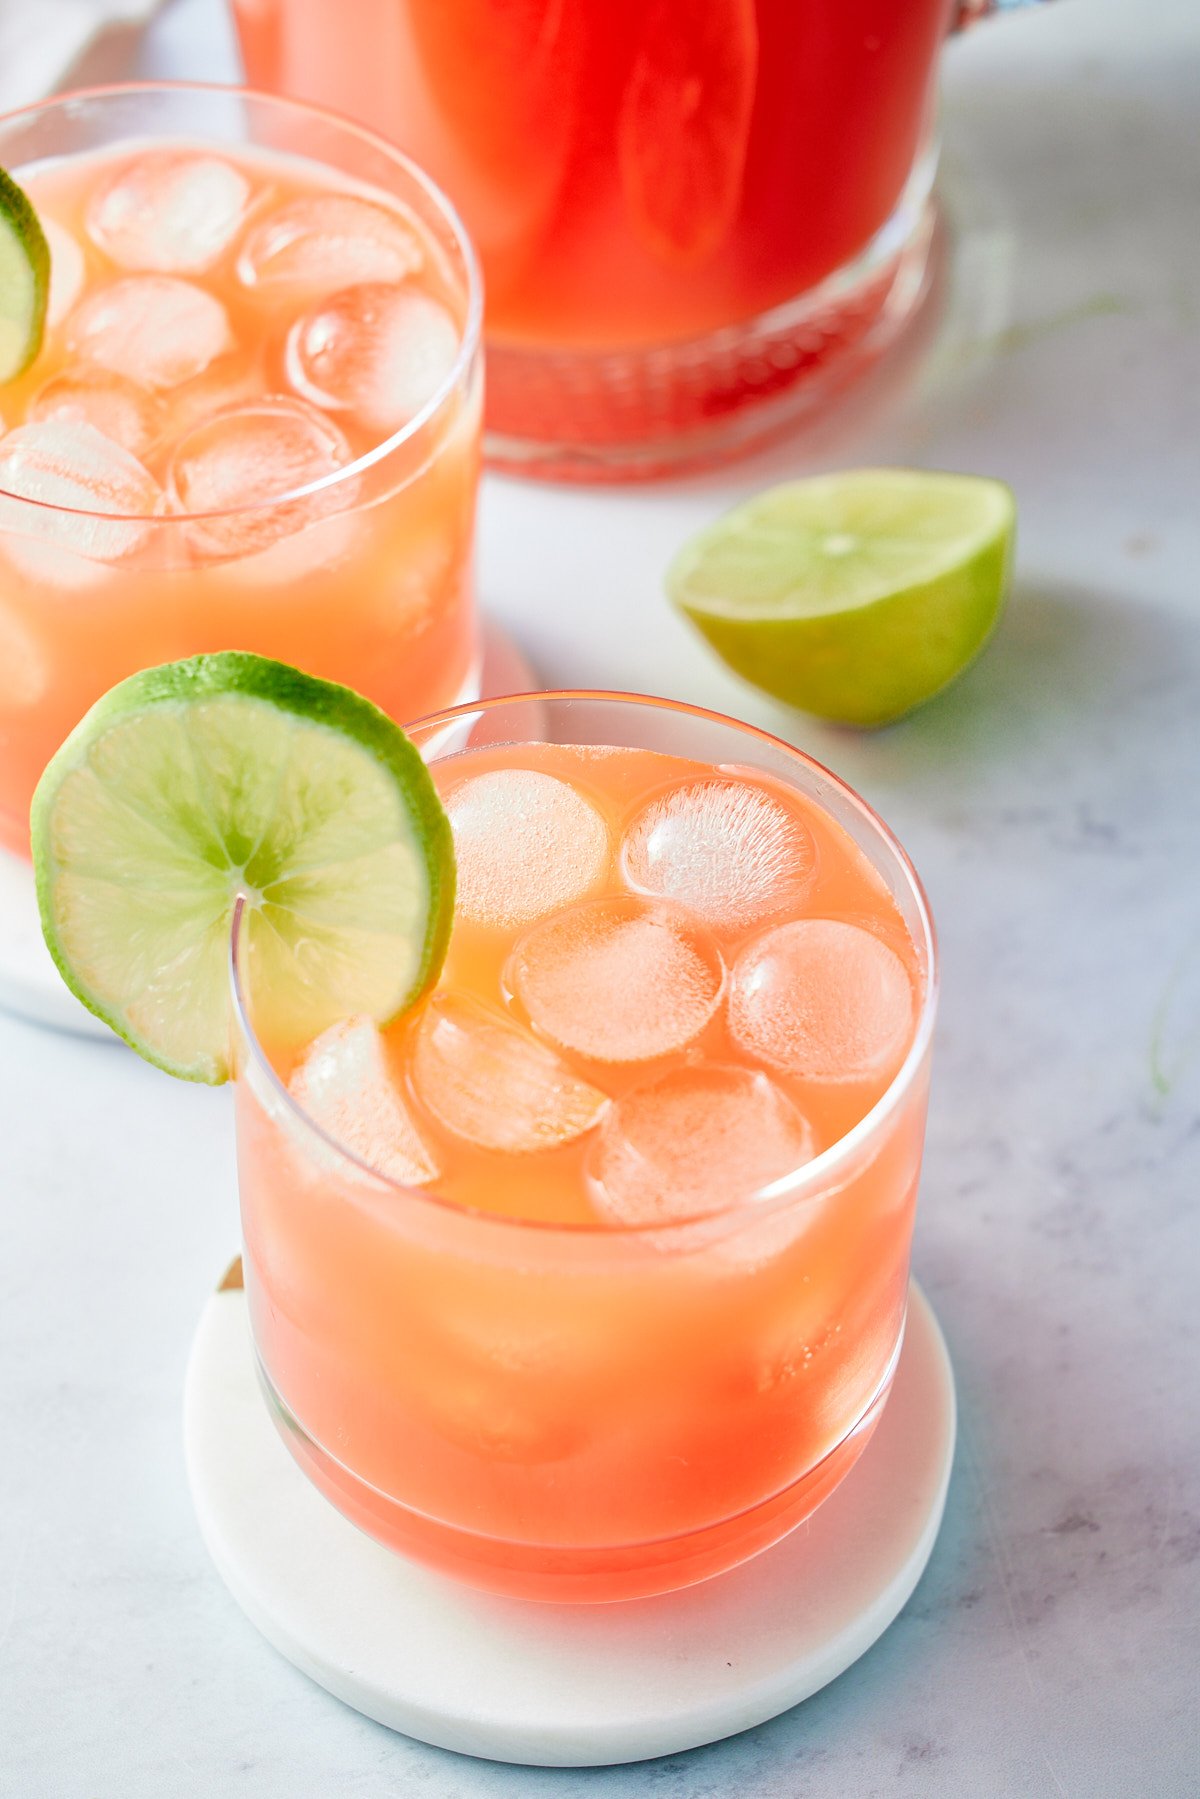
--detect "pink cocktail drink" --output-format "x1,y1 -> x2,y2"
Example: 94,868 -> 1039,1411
234,695 -> 937,1602
0,86 -> 481,857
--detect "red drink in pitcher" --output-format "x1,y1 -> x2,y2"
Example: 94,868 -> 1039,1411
234,0 -> 951,473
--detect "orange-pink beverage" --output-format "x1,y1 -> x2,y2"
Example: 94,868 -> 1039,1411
0,86 -> 481,857
234,696 -> 936,1603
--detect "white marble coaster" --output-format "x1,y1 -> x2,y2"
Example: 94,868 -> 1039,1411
184,1275 -> 955,1768
0,621 -> 537,1037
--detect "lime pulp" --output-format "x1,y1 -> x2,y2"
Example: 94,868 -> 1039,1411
668,468 -> 1017,727
0,165 -> 50,383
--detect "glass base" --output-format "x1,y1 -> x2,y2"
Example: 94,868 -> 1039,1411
255,1323 -> 906,1605
484,161 -> 938,484
184,1271 -> 955,1762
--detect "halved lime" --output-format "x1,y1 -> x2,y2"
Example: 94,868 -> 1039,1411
31,654 -> 455,1082
668,469 -> 1016,727
0,166 -> 50,382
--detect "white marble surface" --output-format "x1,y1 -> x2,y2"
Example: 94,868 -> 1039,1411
2,0 -> 1198,1793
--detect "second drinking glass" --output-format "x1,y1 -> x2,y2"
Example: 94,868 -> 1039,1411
0,83 -> 482,860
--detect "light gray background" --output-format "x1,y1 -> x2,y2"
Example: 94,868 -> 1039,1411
2,0 -> 1197,1793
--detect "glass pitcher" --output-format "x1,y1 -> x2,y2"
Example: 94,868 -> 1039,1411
232,0 -> 1043,479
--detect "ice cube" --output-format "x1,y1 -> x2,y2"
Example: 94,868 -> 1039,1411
290,1016 -> 439,1186
86,151 -> 250,273
621,778 -> 817,931
157,355 -> 262,447
286,282 -> 459,434
0,605 -> 47,709
409,991 -> 608,1154
42,216 -> 85,328
376,530 -> 454,629
166,396 -> 354,557
221,506 -> 358,587
591,1066 -> 814,1226
237,194 -> 424,294
446,769 -> 610,930
67,276 -> 233,388
729,919 -> 915,1082
29,369 -> 160,458
0,420 -> 160,564
507,895 -> 725,1063
413,1330 -> 589,1465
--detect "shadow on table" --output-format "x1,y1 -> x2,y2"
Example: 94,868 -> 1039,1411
740,574 -> 1200,819
876,575 -> 1194,774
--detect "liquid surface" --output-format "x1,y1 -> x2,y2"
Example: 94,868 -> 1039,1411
4,140 -> 466,492
0,138 -> 479,856
280,743 -> 924,1225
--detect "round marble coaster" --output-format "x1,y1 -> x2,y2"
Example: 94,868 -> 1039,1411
184,1272 -> 955,1769
0,621 -> 537,1037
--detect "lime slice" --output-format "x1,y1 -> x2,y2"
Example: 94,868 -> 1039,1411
669,469 -> 1016,727
31,653 -> 455,1083
0,166 -> 50,382
617,0 -> 759,265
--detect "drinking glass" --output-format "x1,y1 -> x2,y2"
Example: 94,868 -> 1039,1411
231,693 -> 938,1603
0,84 -> 482,860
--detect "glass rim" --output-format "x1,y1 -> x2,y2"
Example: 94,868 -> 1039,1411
0,79 -> 484,526
229,689 -> 939,1237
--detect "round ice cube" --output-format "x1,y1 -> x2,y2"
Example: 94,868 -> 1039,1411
158,356 -> 262,447
221,508 -> 358,588
507,895 -> 725,1064
621,777 -> 817,931
30,369 -> 160,458
166,396 -> 354,557
286,282 -> 459,434
409,991 -> 608,1154
290,1016 -> 439,1186
237,195 -> 424,293
0,420 -> 160,564
67,276 -> 232,389
447,769 -> 609,930
591,1066 -> 815,1226
42,217 -> 85,328
373,530 -> 454,629
729,919 -> 915,1082
86,151 -> 250,273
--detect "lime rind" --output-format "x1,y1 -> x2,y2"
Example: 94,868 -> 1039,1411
31,654 -> 455,1083
0,165 -> 50,382
669,469 -> 1016,727
668,470 -> 1015,620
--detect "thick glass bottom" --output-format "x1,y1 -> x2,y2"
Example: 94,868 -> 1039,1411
484,162 -> 937,485
256,1323 -> 905,1605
